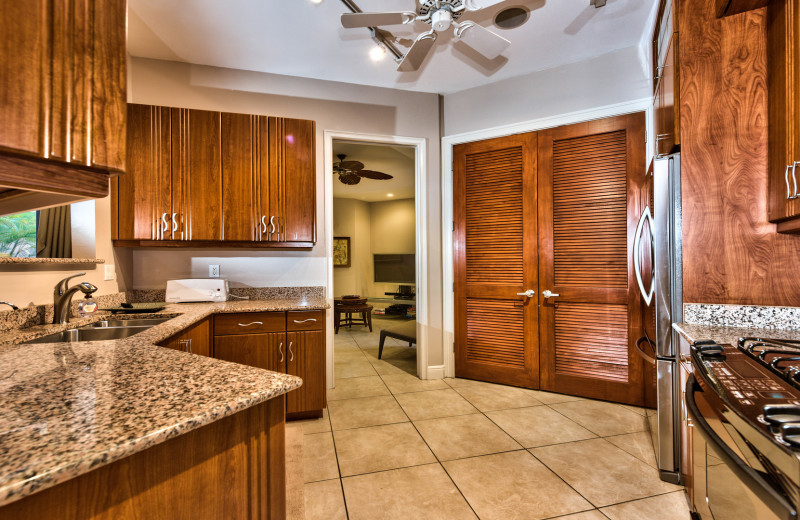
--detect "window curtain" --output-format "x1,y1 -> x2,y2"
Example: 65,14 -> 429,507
37,206 -> 72,258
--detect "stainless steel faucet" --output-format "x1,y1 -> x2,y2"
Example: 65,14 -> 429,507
0,301 -> 18,311
53,273 -> 97,324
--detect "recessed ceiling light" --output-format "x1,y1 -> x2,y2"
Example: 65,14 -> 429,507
387,193 -> 394,197
370,44 -> 387,61
494,7 -> 529,30
310,0 -> 323,4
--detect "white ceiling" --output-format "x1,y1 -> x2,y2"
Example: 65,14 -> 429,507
332,141 -> 416,201
127,0 -> 657,95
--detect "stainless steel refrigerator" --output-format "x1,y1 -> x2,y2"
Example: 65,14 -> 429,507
634,153 -> 682,484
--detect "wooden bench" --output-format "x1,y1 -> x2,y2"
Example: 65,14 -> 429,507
378,321 -> 417,359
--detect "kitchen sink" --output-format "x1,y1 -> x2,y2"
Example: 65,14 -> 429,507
24,326 -> 153,344
87,318 -> 172,328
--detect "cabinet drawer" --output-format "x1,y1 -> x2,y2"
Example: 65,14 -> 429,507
214,312 -> 285,335
287,310 -> 324,331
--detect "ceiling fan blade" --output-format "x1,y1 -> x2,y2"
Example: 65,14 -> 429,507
455,23 -> 510,60
339,173 -> 362,185
397,32 -> 437,72
341,12 -> 416,29
339,160 -> 365,171
357,170 -> 394,180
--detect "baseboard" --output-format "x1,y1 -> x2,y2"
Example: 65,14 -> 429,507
426,365 -> 445,380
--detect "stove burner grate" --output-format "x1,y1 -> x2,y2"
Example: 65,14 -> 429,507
739,338 -> 800,388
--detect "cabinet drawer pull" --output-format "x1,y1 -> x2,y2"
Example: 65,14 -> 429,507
279,342 -> 284,363
292,318 -> 317,324
160,212 -> 169,234
237,321 -> 263,327
261,215 -> 267,234
172,213 -> 178,233
288,341 -> 294,362
269,216 -> 276,235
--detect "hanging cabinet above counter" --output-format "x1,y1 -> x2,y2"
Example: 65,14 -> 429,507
112,104 -> 316,248
0,0 -> 127,216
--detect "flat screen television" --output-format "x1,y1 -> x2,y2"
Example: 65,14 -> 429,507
374,254 -> 415,284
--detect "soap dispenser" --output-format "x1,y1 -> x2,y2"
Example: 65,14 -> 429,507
78,294 -> 98,317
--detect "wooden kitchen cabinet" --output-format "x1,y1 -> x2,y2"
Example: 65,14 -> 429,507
767,0 -> 800,232
0,0 -> 126,214
716,0 -> 768,17
213,310 -> 326,419
158,318 -> 211,357
113,105 -> 316,247
652,0 -> 680,157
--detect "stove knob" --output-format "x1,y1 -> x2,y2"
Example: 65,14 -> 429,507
763,404 -> 800,426
780,423 -> 800,447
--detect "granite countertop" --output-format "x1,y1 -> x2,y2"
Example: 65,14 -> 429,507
0,297 -> 328,507
674,322 -> 800,348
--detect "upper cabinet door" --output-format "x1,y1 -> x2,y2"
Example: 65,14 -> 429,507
270,117 -> 316,243
0,0 -> 126,171
221,112 -> 257,242
172,108 -> 223,241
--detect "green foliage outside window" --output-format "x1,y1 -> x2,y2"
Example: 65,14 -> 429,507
0,212 -> 37,258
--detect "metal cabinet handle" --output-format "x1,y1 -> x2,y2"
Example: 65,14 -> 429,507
179,339 -> 191,352
792,162 -> 800,199
288,341 -> 294,362
293,318 -> 317,324
633,205 -> 655,306
160,212 -> 169,234
542,290 -> 560,299
786,165 -> 793,199
261,215 -> 267,234
237,321 -> 263,327
515,290 -> 535,297
187,339 -> 192,354
172,213 -> 178,233
279,342 -> 284,363
269,216 -> 276,235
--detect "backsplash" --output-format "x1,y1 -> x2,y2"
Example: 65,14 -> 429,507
0,287 -> 325,333
683,303 -> 800,330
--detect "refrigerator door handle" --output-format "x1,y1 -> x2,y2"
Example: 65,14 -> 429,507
633,205 -> 655,306
635,335 -> 657,365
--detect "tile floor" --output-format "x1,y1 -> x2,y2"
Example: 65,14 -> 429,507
296,320 -> 691,520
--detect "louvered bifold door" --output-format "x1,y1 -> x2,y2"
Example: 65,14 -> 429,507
537,113 -> 648,406
453,132 -> 539,388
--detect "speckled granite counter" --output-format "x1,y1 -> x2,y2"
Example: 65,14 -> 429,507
674,322 -> 800,348
0,297 -> 328,507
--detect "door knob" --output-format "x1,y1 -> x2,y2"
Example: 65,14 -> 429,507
542,290 -> 560,299
516,290 -> 535,298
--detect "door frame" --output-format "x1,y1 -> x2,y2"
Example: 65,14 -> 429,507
324,130 -> 429,387
441,98 -> 652,378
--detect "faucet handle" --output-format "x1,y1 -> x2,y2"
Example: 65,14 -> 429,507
54,272 -> 87,297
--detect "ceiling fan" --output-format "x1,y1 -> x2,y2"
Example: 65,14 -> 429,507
341,0 -> 511,72
334,154 -> 394,185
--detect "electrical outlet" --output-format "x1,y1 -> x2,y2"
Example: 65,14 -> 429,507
209,264 -> 220,278
104,264 -> 116,281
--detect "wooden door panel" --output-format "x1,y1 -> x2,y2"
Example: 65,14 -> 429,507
214,332 -> 285,373
286,330 -> 325,415
538,113 -> 647,406
282,118 -> 316,243
267,117 -> 285,242
221,112 -> 256,241
454,132 -> 539,388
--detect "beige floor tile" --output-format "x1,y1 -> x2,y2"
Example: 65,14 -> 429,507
444,377 -> 495,388
292,407 -> 331,434
531,438 -> 681,507
328,376 -> 389,401
454,384 -> 544,412
342,463 -> 477,520
304,479 -> 347,520
526,390 -> 585,404
550,400 -> 649,436
623,404 -> 650,416
334,348 -> 369,362
601,491 -> 691,520
362,345 -> 416,361
334,360 -> 378,379
415,413 -> 521,461
443,451 -> 593,520
606,431 -> 657,468
395,388 -> 478,420
371,359 -> 416,376
334,422 -> 436,476
328,395 -> 409,430
555,511 -> 609,520
486,406 -> 597,448
303,432 -> 339,483
381,373 -> 449,394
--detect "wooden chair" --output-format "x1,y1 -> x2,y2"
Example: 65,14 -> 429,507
334,298 -> 373,333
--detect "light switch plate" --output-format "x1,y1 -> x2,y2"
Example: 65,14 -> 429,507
209,264 -> 220,278
104,264 -> 115,281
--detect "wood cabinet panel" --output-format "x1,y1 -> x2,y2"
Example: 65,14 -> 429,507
280,118 -> 316,243
287,310 -> 325,331
214,332 -> 286,373
159,318 -> 211,357
0,398 -> 286,520
214,312 -> 286,335
286,330 -> 326,416
716,0 -> 768,17
652,0 -> 680,157
221,112 -> 257,241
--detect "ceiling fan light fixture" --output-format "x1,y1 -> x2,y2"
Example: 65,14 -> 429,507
310,0 -> 323,4
370,43 -> 387,61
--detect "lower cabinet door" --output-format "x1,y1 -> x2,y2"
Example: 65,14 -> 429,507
214,332 -> 285,372
159,318 -> 211,357
286,330 -> 325,415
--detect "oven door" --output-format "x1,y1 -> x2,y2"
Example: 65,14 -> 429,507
686,375 -> 798,520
